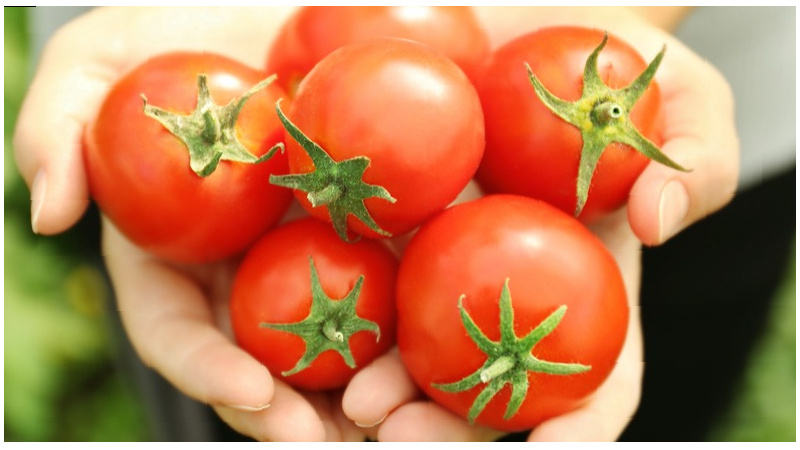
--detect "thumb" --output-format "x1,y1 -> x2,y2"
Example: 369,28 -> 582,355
628,49 -> 739,246
12,27 -> 117,234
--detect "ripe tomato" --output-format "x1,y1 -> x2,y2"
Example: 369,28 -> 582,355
84,52 -> 292,263
265,6 -> 490,95
270,38 -> 485,241
396,195 -> 628,432
229,218 -> 398,391
475,27 -> 683,222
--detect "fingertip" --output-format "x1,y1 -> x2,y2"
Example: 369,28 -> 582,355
527,411 -> 608,442
628,174 -> 688,247
30,164 -> 90,235
217,353 -> 275,412
342,349 -> 418,427
377,401 -> 500,442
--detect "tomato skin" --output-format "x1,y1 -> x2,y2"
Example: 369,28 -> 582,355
84,52 -> 292,263
283,38 -> 485,239
396,195 -> 628,431
475,27 -> 664,222
266,6 -> 490,94
229,218 -> 398,391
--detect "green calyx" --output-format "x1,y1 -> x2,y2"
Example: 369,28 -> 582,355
269,99 -> 396,242
432,279 -> 590,423
259,256 -> 380,377
142,74 -> 283,177
526,32 -> 689,216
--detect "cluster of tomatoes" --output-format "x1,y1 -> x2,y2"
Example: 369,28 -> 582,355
83,7 -> 685,433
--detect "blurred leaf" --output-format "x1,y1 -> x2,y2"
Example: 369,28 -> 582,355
4,7 -> 149,441
4,214 -> 108,440
708,242 -> 796,442
5,7 -> 29,198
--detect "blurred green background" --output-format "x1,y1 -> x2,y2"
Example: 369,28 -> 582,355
3,6 -> 796,442
4,8 -> 150,441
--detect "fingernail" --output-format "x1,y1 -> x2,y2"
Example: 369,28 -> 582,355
228,403 -> 271,412
658,180 -> 689,243
355,413 -> 388,428
31,169 -> 46,234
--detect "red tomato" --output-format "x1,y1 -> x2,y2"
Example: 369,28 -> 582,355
475,27 -> 672,222
396,195 -> 628,432
84,52 -> 292,263
265,6 -> 490,95
271,38 -> 485,241
229,218 -> 398,391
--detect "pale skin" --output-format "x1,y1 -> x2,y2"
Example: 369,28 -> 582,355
13,6 -> 739,442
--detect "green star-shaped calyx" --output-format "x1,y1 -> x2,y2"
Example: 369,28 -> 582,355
526,32 -> 689,216
142,74 -> 283,177
432,279 -> 590,423
269,99 -> 396,242
260,256 -> 380,376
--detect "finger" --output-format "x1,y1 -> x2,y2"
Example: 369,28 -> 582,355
305,390 -> 366,442
342,348 -> 420,429
376,401 -> 502,442
102,218 -> 274,412
628,49 -> 739,246
12,28 -> 111,234
214,380 -> 326,442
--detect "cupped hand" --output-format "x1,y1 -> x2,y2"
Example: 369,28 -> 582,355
13,6 -> 366,442
342,6 -> 739,442
13,6 -> 739,442
102,209 -> 364,441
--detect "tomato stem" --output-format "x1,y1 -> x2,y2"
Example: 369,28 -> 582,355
142,73 -> 283,177
432,279 -> 590,423
308,184 -> 343,207
259,256 -> 379,377
270,99 -> 396,241
323,320 -> 345,342
591,101 -> 624,125
525,32 -> 690,217
480,356 -> 515,383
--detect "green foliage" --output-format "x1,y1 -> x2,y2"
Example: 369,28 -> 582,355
708,243 -> 796,442
4,7 -> 150,442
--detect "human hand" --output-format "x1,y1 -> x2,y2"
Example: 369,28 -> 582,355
341,6 -> 739,442
12,6 -> 367,442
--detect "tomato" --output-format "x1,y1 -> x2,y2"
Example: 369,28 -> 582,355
475,27 -> 685,222
265,6 -> 490,95
396,195 -> 628,432
84,52 -> 292,263
229,217 -> 398,391
270,38 -> 485,241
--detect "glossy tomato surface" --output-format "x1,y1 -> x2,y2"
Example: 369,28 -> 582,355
84,52 -> 292,263
265,6 -> 490,94
396,195 -> 629,431
230,218 -> 398,391
282,38 -> 485,239
475,27 -> 664,222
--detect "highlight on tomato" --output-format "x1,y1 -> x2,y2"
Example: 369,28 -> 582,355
270,37 -> 485,241
265,6 -> 490,95
229,217 -> 398,391
475,26 -> 688,222
83,52 -> 292,263
396,194 -> 629,432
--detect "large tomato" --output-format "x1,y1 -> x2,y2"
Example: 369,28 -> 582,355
475,27 -> 685,222
229,217 -> 398,391
84,52 -> 292,263
265,6 -> 490,95
396,195 -> 629,432
270,38 -> 485,241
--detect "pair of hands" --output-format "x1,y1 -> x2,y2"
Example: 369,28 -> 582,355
13,6 -> 739,442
